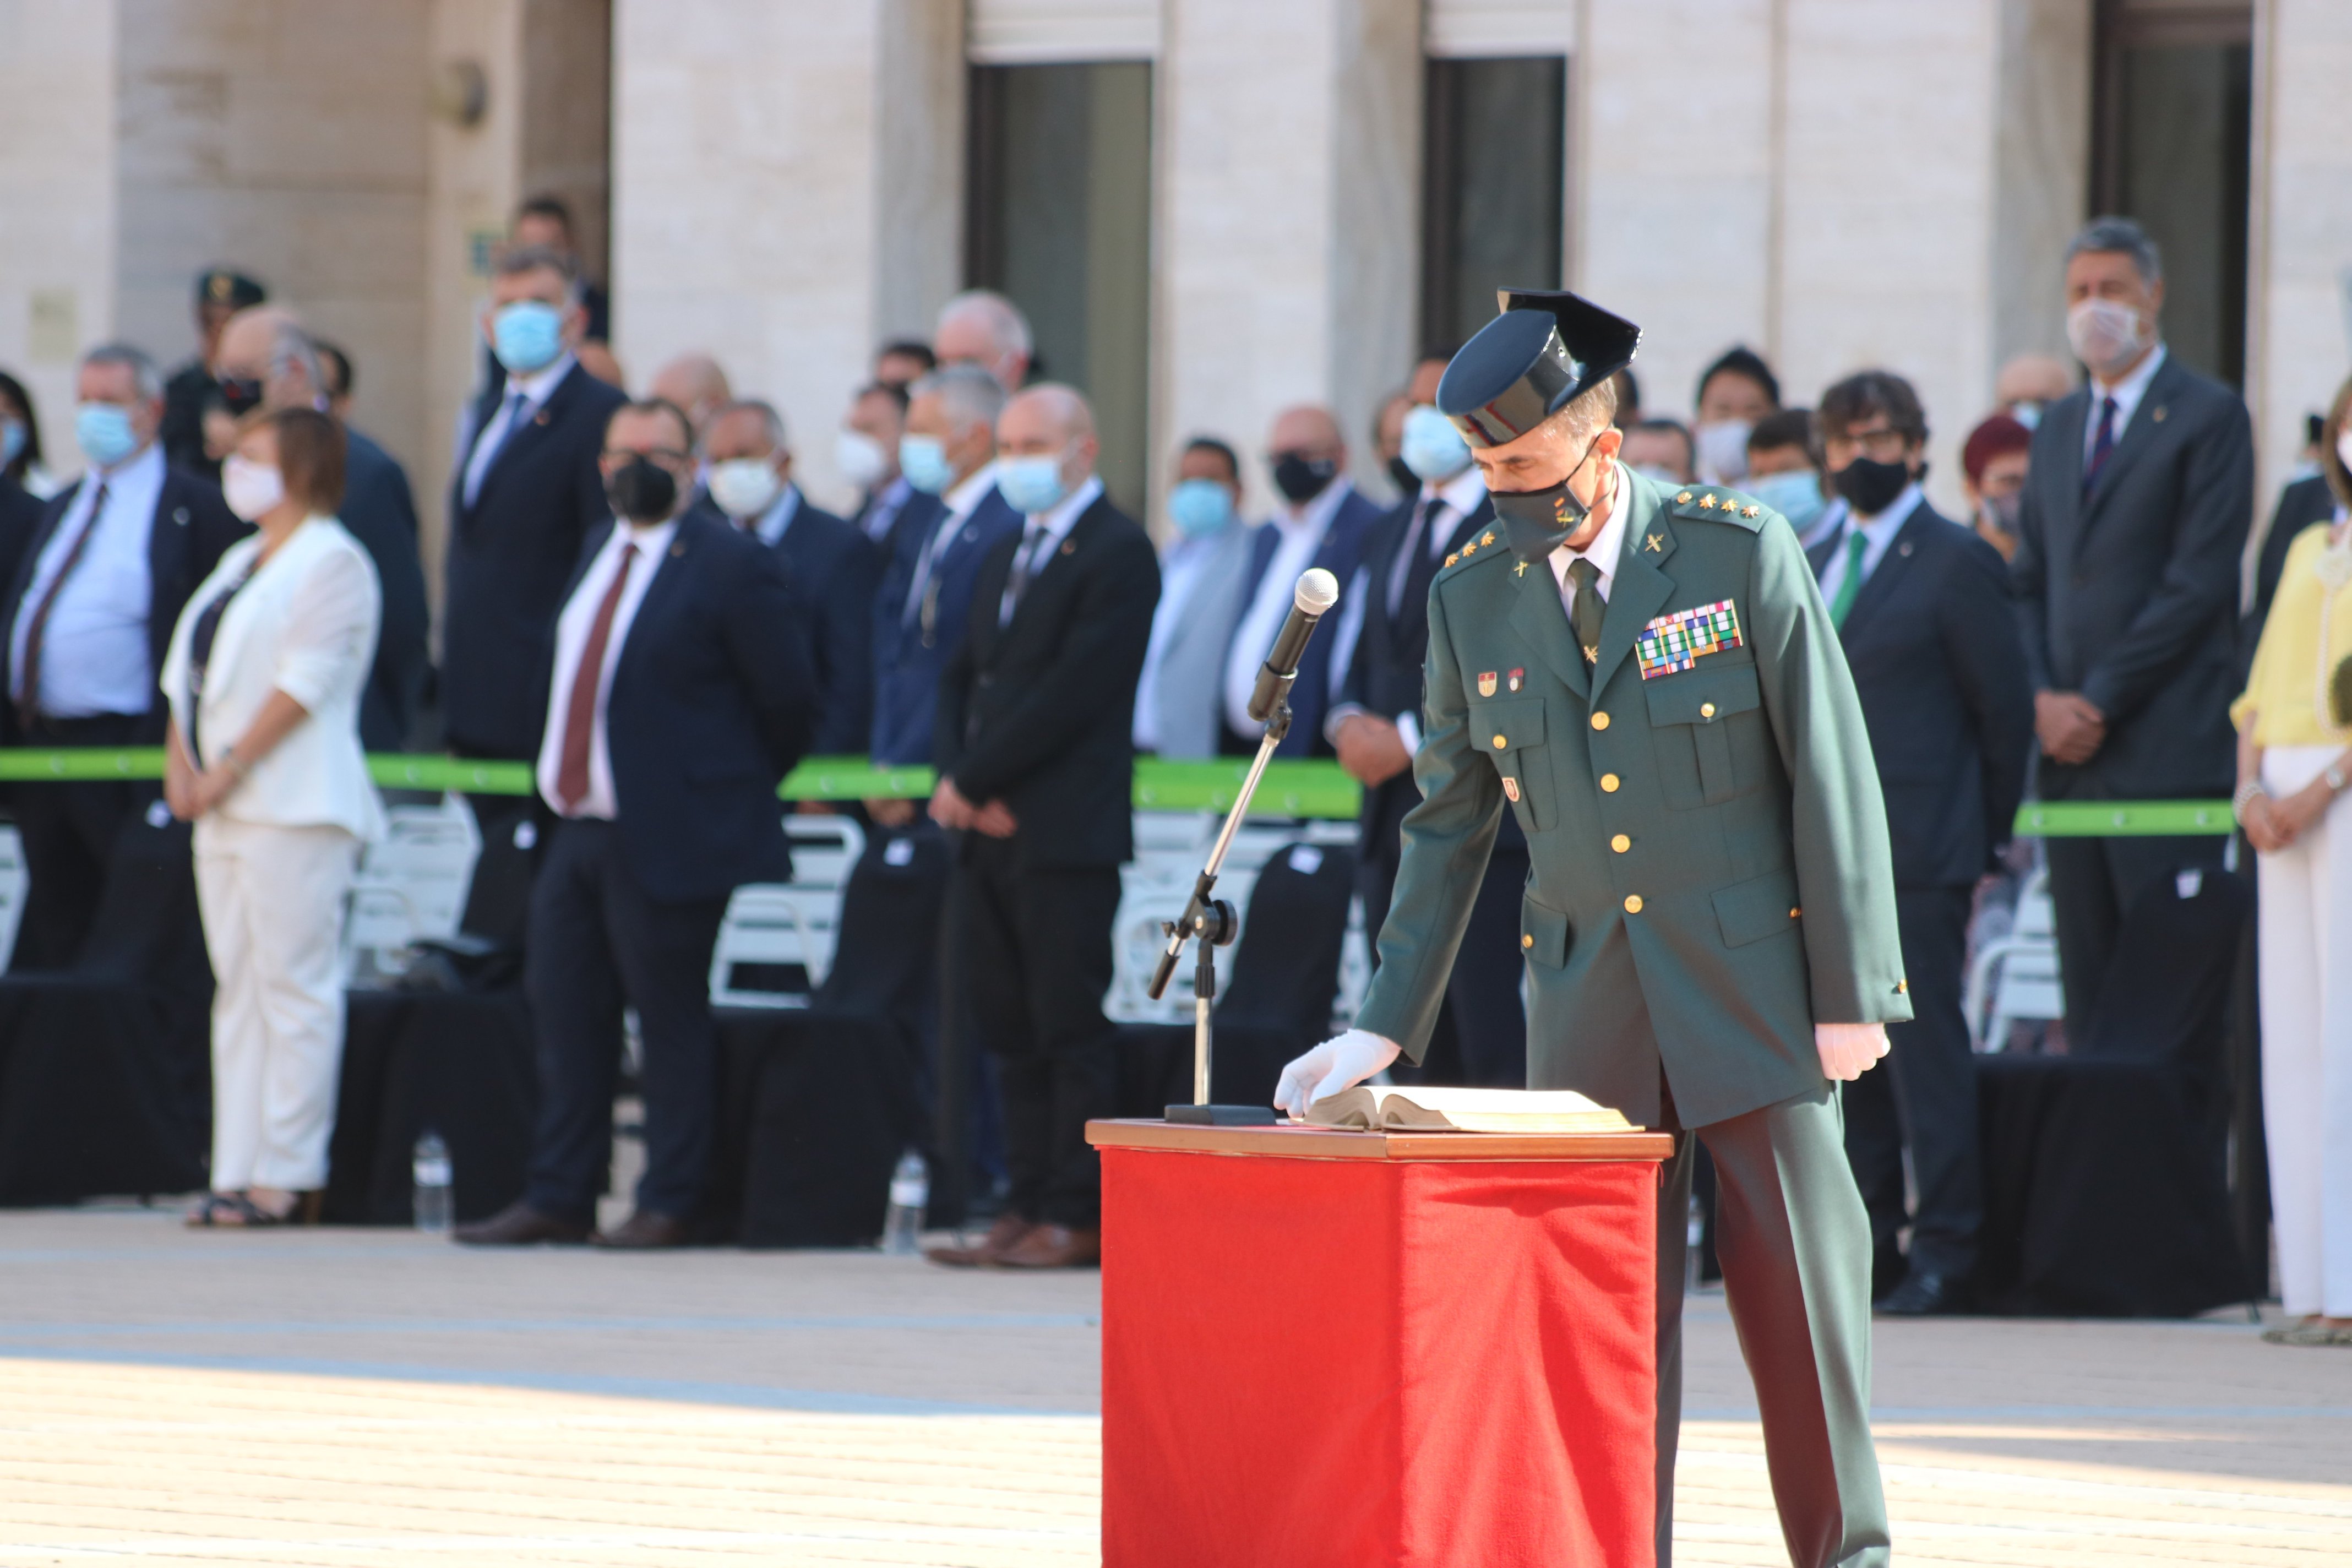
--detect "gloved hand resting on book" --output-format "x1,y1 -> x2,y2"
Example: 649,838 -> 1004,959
1273,1028 -> 1401,1120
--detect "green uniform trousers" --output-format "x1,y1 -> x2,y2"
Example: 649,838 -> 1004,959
1656,1080 -> 1890,1568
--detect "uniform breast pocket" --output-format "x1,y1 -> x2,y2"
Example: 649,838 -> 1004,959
1645,662 -> 1764,810
1467,696 -> 1553,832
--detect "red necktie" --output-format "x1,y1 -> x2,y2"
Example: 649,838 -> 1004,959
555,545 -> 636,813
14,481 -> 109,730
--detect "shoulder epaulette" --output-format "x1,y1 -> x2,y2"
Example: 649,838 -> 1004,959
1438,528 -> 1510,575
1667,487 -> 1770,531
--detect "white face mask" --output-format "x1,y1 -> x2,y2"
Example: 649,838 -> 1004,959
836,429 -> 889,489
2066,298 -> 2149,379
1692,420 -> 1753,483
706,458 -> 784,520
221,454 -> 285,522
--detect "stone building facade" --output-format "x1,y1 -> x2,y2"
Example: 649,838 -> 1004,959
3,0 -> 2348,591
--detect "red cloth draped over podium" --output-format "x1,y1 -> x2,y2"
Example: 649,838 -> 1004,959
1090,1119 -> 1676,1568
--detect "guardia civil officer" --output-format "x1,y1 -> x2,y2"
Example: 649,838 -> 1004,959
1276,291 -> 1909,1568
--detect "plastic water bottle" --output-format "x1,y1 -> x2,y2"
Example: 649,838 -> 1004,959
1685,1194 -> 1705,1295
883,1150 -> 928,1253
412,1131 -> 453,1235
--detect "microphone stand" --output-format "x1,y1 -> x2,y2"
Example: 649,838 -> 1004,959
1149,687 -> 1292,1127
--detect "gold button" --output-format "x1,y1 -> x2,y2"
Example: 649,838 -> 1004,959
1610,834 -> 1630,853
1493,734 -> 1507,749
1600,773 -> 1620,792
1700,701 -> 1716,719
1591,712 -> 1609,731
1790,907 -> 1801,919
1624,895 -> 1643,914
1521,933 -> 1534,950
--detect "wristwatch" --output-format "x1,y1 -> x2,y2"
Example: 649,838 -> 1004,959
2327,762 -> 2349,796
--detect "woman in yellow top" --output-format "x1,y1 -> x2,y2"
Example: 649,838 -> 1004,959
2233,378 -> 2352,1347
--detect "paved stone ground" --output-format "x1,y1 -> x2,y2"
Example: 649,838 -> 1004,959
0,1206 -> 2346,1565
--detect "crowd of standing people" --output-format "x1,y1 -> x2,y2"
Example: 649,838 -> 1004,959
0,204 -> 2342,1329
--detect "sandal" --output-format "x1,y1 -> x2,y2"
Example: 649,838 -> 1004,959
186,1192 -> 287,1228
2260,1321 -> 2352,1347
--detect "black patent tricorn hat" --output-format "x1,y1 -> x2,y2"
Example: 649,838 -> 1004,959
1436,288 -> 1642,448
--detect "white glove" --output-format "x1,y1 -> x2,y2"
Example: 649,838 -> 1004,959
1273,1028 -> 1402,1119
1816,1022 -> 1891,1081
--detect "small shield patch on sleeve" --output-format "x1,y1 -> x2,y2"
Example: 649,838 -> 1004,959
1477,671 -> 1498,696
1502,777 -> 1521,802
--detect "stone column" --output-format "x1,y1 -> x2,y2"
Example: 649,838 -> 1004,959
609,0 -> 960,515
1777,0 -> 2002,514
1575,0 -> 1777,426
0,1 -> 118,467
1154,0 -> 1419,520
2248,0 -> 2352,510
1990,0 -> 2092,376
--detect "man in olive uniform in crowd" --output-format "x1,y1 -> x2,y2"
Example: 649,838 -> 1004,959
1276,291 -> 1909,1568
160,269 -> 266,482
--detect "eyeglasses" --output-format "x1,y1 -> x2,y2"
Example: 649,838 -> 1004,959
602,448 -> 691,465
1821,426 -> 1913,462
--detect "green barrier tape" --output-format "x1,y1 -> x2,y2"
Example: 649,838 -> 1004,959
0,749 -> 1364,817
2011,801 -> 2233,837
0,749 -> 2230,832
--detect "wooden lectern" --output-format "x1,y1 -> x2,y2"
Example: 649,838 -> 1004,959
1088,1118 -> 1676,1568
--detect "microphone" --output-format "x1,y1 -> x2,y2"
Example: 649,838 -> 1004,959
1247,568 -> 1341,723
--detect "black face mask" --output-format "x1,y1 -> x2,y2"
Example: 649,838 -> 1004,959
606,456 -> 679,524
1832,456 -> 1913,517
1272,451 -> 1338,504
216,374 -> 264,418
1488,430 -> 1608,564
1386,454 -> 1419,497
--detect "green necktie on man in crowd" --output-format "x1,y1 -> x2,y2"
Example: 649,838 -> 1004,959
1828,527 -> 1870,628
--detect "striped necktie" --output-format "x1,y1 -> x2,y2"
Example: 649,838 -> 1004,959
2082,395 -> 2119,495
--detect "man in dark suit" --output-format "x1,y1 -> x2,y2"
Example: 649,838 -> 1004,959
867,365 -> 1022,797
0,473 -> 40,595
160,268 -> 266,482
1221,405 -> 1380,758
2011,217 -> 2255,1037
1809,371 -> 2034,1315
456,398 -> 816,1249
699,399 -> 881,759
2248,405 -> 2345,642
0,344 -> 245,968
443,245 -> 631,766
215,307 -> 429,752
1326,350 -> 1527,1086
842,382 -> 916,549
924,385 -> 1158,1270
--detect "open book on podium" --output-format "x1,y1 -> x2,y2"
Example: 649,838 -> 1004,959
1090,1109 -> 1675,1567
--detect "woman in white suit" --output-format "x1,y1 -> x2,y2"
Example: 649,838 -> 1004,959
163,406 -> 383,1226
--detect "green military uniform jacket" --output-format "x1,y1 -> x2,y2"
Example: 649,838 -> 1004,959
1354,464 -> 1913,1129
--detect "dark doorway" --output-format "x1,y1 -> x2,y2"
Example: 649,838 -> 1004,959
966,62 -> 1155,517
2090,1 -> 2252,387
1421,56 -> 1567,352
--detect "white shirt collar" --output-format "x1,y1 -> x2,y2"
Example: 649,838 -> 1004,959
749,482 -> 802,548
505,353 -> 576,410
1273,476 -> 1354,538
1423,464 -> 1488,524
944,459 -> 998,520
2088,341 -> 2166,446
92,439 -> 166,488
1546,461 -> 1631,602
615,514 -> 679,559
1019,474 -> 1102,547
1849,479 -> 1922,535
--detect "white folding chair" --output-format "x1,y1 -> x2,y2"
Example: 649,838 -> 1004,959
343,794 -> 482,987
0,825 -> 26,973
1964,868 -> 2064,1050
709,883 -> 841,1008
782,814 -> 866,890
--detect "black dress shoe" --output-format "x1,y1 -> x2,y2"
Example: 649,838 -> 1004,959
452,1201 -> 590,1246
1875,1270 -> 1968,1316
594,1210 -> 689,1249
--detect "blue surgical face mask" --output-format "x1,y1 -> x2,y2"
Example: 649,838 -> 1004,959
2009,400 -> 2043,432
1748,469 -> 1826,533
1168,478 -> 1236,538
1400,404 -> 1472,483
491,300 -> 567,375
898,433 -> 956,495
75,402 -> 140,470
998,452 -> 1071,516
0,418 -> 24,469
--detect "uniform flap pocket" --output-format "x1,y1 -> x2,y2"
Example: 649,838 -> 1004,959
1521,895 -> 1570,968
1644,662 -> 1762,728
1469,696 -> 1547,753
1712,866 -> 1801,949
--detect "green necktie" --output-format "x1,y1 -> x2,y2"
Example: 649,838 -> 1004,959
1828,529 -> 1869,628
1566,558 -> 1605,666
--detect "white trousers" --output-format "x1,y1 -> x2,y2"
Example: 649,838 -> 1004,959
194,815 -> 360,1193
2256,745 -> 2352,1316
